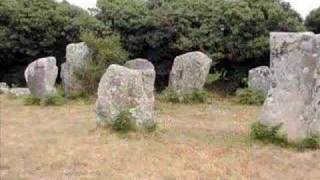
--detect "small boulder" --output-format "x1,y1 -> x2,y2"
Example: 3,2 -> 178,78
248,66 -> 271,94
0,82 -> 9,94
61,42 -> 93,95
9,88 -> 30,96
96,64 -> 155,128
24,57 -> 58,97
169,51 -> 212,94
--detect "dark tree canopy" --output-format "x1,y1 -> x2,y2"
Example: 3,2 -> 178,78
96,0 -> 304,70
305,6 -> 320,34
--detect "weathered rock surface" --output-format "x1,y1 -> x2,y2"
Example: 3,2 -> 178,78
61,42 -> 92,95
124,58 -> 156,97
96,64 -> 155,128
0,82 -> 9,94
248,66 -> 271,94
9,88 -> 30,96
169,51 -> 212,94
259,32 -> 320,142
24,57 -> 58,97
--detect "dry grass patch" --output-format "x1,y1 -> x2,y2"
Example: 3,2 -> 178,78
1,95 -> 319,179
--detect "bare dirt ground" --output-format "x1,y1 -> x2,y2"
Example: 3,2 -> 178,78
0,95 -> 319,180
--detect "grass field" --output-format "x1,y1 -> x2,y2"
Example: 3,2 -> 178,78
0,95 -> 319,179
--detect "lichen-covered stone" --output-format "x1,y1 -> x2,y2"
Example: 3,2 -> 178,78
61,42 -> 92,95
124,58 -> 156,98
96,64 -> 155,128
248,66 -> 271,94
24,57 -> 58,97
169,51 -> 212,95
259,32 -> 320,142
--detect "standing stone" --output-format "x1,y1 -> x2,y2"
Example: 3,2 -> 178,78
169,51 -> 212,94
96,64 -> 155,128
61,42 -> 92,95
248,66 -> 271,94
24,57 -> 58,97
259,32 -> 320,142
0,82 -> 9,94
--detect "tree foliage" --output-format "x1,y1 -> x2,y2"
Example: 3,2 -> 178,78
96,0 -> 304,78
0,0 -> 107,85
305,6 -> 320,34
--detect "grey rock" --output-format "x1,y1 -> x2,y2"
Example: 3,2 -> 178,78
61,42 -> 92,95
96,64 -> 155,128
9,88 -> 30,96
248,66 -> 271,94
0,82 -> 9,94
24,57 -> 58,97
124,58 -> 156,98
259,32 -> 320,142
169,51 -> 212,94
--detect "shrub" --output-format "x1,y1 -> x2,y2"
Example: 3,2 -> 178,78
142,120 -> 158,133
75,32 -> 128,94
41,93 -> 66,106
23,95 -> 41,105
250,122 -> 320,150
160,89 -> 210,104
250,122 -> 287,146
23,93 -> 66,106
235,88 -> 266,105
112,110 -> 135,133
295,136 -> 320,150
305,6 -> 320,33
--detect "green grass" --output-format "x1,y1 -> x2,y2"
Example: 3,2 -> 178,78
23,93 -> 66,106
250,122 -> 320,151
112,110 -> 136,133
159,89 -> 210,104
235,88 -> 266,105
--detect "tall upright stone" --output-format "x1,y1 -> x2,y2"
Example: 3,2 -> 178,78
96,64 -> 155,128
259,32 -> 320,142
24,57 -> 58,97
61,42 -> 92,95
248,66 -> 271,94
169,51 -> 212,95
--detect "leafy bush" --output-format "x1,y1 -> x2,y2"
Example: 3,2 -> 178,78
235,88 -> 266,105
250,122 -> 320,150
23,93 -> 66,106
75,32 -> 128,94
96,0 -> 304,88
112,110 -> 135,133
160,89 -> 210,104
